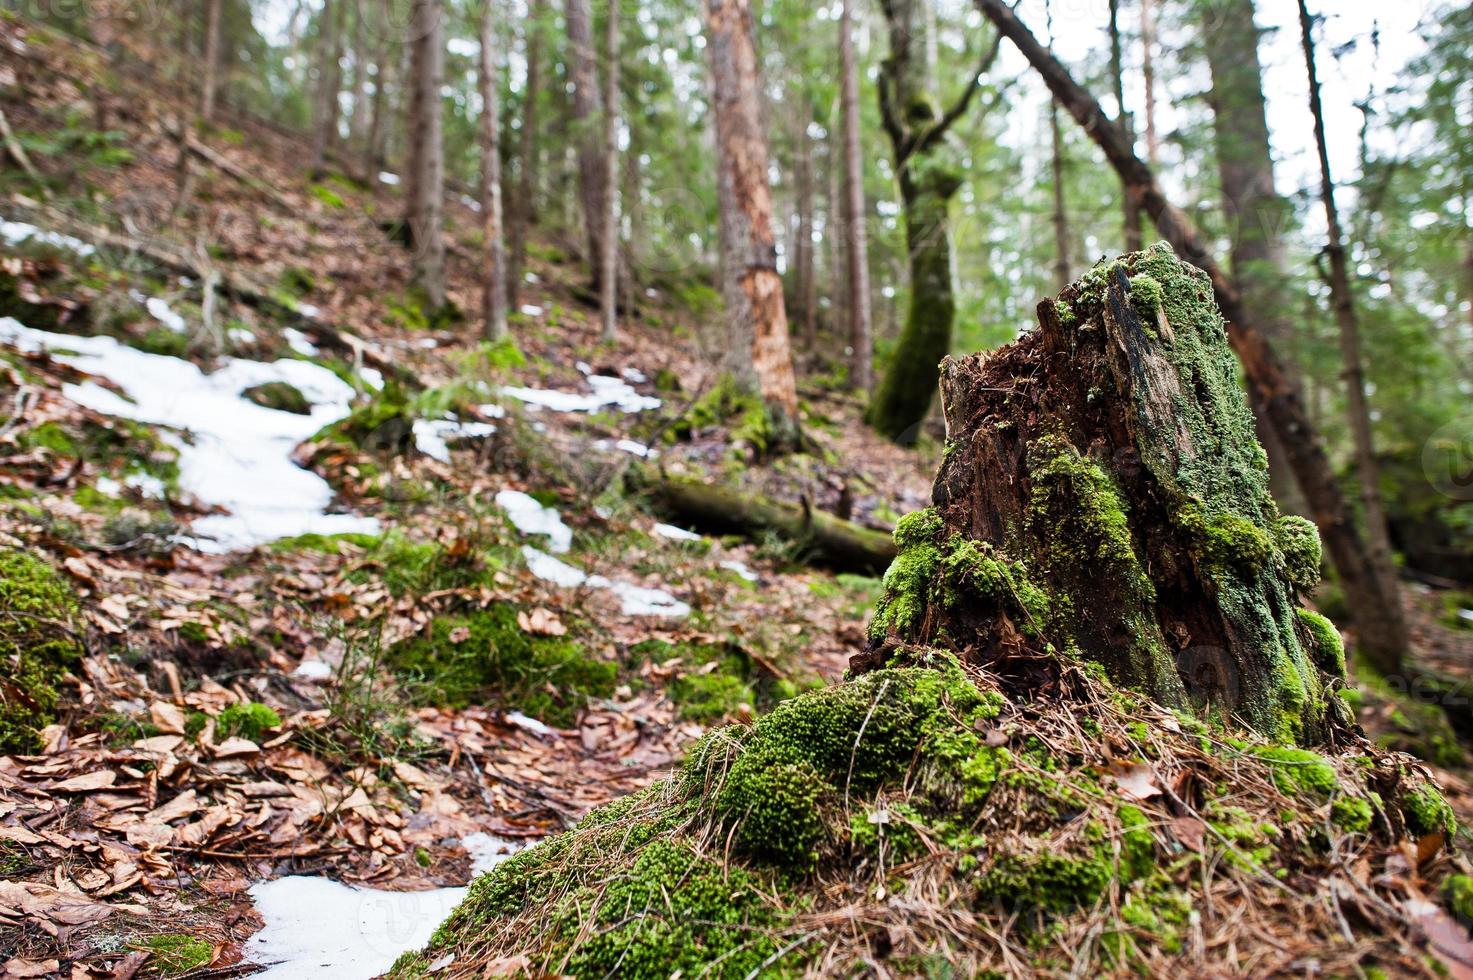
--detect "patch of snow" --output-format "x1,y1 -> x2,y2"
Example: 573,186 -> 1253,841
520,545 -> 690,618
0,317 -> 379,553
297,304 -> 321,320
505,711 -> 556,737
229,327 -> 257,346
414,337 -> 439,349
413,418 -> 497,464
94,476 -> 121,497
525,271 -> 541,284
125,472 -> 167,499
1460,608 -> 1473,625
653,523 -> 701,542
358,367 -> 385,390
245,835 -> 518,979
0,218 -> 96,257
378,171 -> 401,186
592,438 -> 651,457
477,403 -> 506,418
521,545 -> 589,588
497,491 -> 572,553
519,304 -> 544,317
575,361 -> 593,375
720,560 -> 759,583
145,296 -> 187,333
500,375 -> 660,415
282,327 -> 319,356
292,660 -> 334,682
621,367 -> 648,384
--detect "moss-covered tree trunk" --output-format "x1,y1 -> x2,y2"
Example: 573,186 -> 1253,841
859,245 -> 1347,745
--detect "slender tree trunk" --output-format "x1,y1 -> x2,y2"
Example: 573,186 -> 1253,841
868,0 -> 1000,441
1203,0 -> 1310,517
200,0 -> 222,123
704,0 -> 799,417
827,121 -> 847,345
1139,0 -> 1160,165
1296,0 -> 1399,608
508,0 -> 546,308
973,0 -> 1408,674
311,0 -> 343,172
1049,102 -> 1070,290
599,0 -> 620,342
795,115 -> 816,347
347,2 -> 369,152
406,0 -> 447,309
1107,0 -> 1142,252
363,0 -> 392,180
479,3 -> 508,341
565,0 -> 607,287
840,0 -> 874,393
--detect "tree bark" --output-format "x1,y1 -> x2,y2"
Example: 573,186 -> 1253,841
793,110 -> 816,347
826,119 -> 847,346
346,1 -> 369,152
634,471 -> 896,575
565,0 -> 607,288
859,246 -> 1348,746
199,0 -> 222,123
868,0 -> 1001,442
1296,0 -> 1400,643
406,0 -> 447,309
972,0 -> 1409,673
1049,101 -> 1070,290
1203,0 -> 1310,518
840,0 -> 874,393
704,0 -> 799,417
478,2 -> 508,341
508,0 -> 546,308
599,0 -> 620,342
362,0 -> 392,180
1106,0 -> 1142,252
310,0 -> 343,173
1139,0 -> 1160,165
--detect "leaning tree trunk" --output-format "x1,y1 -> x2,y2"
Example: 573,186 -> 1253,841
859,245 -> 1344,745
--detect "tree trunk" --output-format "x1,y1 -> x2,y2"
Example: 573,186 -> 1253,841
478,2 -> 508,341
599,0 -> 620,342
1049,100 -> 1070,290
1204,0 -> 1310,518
1139,0 -> 1160,165
1296,0 -> 1400,651
794,115 -> 816,348
310,0 -> 343,173
859,246 -> 1346,746
868,0 -> 999,442
826,121 -> 847,346
200,0 -> 222,123
972,0 -> 1409,673
634,471 -> 896,575
1106,0 -> 1142,252
346,2 -> 369,152
508,0 -> 545,308
363,0 -> 392,180
839,0 -> 874,394
406,0 -> 447,309
704,0 -> 799,417
564,0 -> 607,288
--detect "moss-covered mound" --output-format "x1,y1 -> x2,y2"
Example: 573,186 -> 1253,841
0,549 -> 84,754
395,653 -> 1462,978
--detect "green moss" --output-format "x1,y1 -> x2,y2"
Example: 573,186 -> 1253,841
136,934 -> 212,975
1275,516 -> 1323,591
1179,507 -> 1275,577
961,746 -> 1011,806
976,849 -> 1115,912
269,531 -> 383,554
1295,608 -> 1345,677
1117,804 -> 1156,880
941,539 -> 1051,635
216,701 -> 281,742
243,381 -> 310,414
1401,783 -> 1457,838
346,532 -> 504,597
388,605 -> 615,726
1442,874 -> 1473,922
868,508 -> 944,641
1252,746 -> 1337,798
670,671 -> 753,723
1330,796 -> 1374,833
1128,274 -> 1164,320
0,549 -> 83,755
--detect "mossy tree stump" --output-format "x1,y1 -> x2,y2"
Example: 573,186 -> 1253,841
859,244 -> 1345,745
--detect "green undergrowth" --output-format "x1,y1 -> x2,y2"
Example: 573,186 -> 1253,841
0,548 -> 84,754
629,638 -> 801,723
387,603 -> 614,727
395,653 -> 1458,977
133,933 -> 212,975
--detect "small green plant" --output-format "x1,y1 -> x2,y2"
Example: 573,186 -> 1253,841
135,934 -> 212,975
216,702 -> 282,743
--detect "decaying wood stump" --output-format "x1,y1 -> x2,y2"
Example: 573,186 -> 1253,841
858,244 -> 1346,745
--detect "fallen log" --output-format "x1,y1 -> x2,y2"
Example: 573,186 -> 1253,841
630,469 -> 897,576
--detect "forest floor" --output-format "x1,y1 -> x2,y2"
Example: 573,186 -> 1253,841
1,15 -> 1472,979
